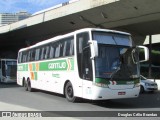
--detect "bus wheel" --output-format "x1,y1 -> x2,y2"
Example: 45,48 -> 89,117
65,82 -> 77,102
24,80 -> 28,91
27,79 -> 33,92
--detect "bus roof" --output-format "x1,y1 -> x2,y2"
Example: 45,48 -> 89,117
18,28 -> 131,52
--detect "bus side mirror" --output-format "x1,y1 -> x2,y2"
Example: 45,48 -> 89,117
5,64 -> 8,70
88,40 -> 98,59
138,46 -> 149,62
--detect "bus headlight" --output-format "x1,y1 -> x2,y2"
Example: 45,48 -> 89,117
93,83 -> 109,88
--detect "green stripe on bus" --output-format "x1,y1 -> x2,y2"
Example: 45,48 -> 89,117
95,78 -> 110,84
17,64 -> 28,71
39,60 -> 68,71
18,58 -> 74,72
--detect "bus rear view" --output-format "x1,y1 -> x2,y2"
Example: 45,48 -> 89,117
0,59 -> 17,83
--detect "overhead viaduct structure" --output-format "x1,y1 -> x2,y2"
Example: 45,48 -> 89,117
0,0 -> 160,58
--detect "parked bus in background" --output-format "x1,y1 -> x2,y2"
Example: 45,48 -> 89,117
17,28 -> 149,102
0,59 -> 17,83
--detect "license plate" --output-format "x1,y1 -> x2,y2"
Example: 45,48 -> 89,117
118,92 -> 126,95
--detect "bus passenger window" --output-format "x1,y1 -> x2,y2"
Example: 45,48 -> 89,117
31,49 -> 36,61
59,41 -> 65,57
18,52 -> 22,63
63,41 -> 67,56
35,48 -> 40,61
55,43 -> 60,58
49,45 -> 55,58
65,37 -> 74,56
65,40 -> 71,56
39,48 -> 42,60
40,47 -> 46,60
45,46 -> 50,59
27,51 -> 31,62
70,39 -> 74,55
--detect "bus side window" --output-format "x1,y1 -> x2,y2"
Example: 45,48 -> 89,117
28,50 -> 35,62
43,47 -> 46,59
27,51 -> 31,62
49,44 -> 55,59
45,45 -> 50,59
25,52 -> 28,62
28,51 -> 31,61
63,40 -> 67,56
31,49 -> 36,61
22,51 -> 27,63
39,48 -> 42,60
55,42 -> 60,58
65,40 -> 70,56
22,52 -> 25,63
70,39 -> 74,56
63,36 -> 74,57
18,52 -> 22,63
59,40 -> 65,57
35,48 -> 40,61
40,47 -> 45,60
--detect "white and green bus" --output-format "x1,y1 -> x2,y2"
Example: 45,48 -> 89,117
0,59 -> 17,83
17,28 -> 148,102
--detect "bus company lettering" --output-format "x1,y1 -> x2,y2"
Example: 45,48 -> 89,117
48,62 -> 66,69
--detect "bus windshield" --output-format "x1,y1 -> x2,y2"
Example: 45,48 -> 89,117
93,32 -> 139,80
6,61 -> 17,77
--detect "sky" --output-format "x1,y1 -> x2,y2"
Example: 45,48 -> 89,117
0,0 -> 70,14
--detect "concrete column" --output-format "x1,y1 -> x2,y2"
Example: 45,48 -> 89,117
148,35 -> 152,78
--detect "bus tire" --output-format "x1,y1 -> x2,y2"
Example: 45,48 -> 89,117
65,81 -> 77,102
27,79 -> 34,92
24,80 -> 28,91
23,78 -> 25,87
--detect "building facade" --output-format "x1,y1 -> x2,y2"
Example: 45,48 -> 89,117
0,11 -> 30,26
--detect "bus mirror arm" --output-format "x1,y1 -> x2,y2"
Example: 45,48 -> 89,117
137,46 -> 149,62
5,65 -> 8,70
88,40 -> 98,59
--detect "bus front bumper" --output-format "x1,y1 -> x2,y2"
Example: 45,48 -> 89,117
90,86 -> 140,100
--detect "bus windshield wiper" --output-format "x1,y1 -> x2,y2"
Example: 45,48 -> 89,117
110,61 -> 121,81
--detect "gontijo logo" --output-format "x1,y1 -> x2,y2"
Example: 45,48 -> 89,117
48,62 -> 66,69
39,59 -> 74,71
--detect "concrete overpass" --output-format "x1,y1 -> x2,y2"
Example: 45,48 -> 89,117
0,0 -> 160,58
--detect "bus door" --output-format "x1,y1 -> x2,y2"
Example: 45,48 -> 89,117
1,60 -> 6,82
81,47 -> 93,99
77,32 -> 93,99
6,61 -> 17,80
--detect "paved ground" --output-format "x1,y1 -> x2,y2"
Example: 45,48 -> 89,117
0,83 -> 159,120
